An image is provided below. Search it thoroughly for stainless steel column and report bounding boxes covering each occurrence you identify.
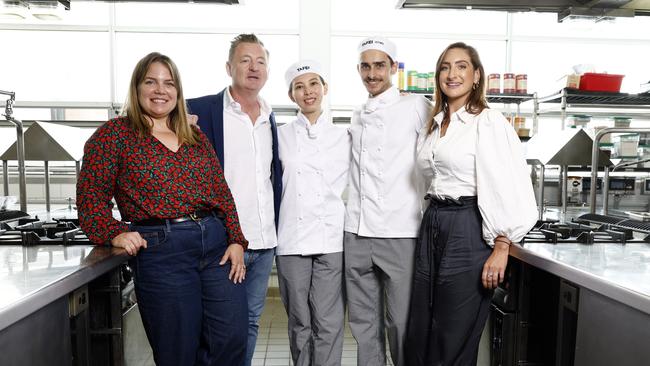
[539,165,545,220]
[1,91,27,213]
[602,168,610,215]
[44,161,51,212]
[2,160,8,196]
[561,165,568,214]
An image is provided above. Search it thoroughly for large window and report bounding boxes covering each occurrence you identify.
[0,30,111,102]
[1,1,649,123]
[0,0,299,116]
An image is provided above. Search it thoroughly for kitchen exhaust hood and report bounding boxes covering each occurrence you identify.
[88,0,242,4]
[396,0,650,21]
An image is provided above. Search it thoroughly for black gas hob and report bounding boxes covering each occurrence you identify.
[521,215,650,245]
[0,216,91,245]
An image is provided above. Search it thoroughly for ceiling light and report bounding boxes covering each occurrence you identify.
[29,0,66,20]
[0,0,29,20]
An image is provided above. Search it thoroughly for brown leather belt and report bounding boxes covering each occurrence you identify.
[133,209,225,226]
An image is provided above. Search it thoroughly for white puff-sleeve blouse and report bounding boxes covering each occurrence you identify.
[416,107,538,246]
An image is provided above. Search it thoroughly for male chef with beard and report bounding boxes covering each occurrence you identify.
[343,36,433,366]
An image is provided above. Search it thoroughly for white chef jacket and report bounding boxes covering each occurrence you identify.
[223,88,277,250]
[345,86,433,238]
[276,112,351,255]
[416,106,538,246]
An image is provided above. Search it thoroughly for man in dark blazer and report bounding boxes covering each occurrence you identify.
[187,33,281,366]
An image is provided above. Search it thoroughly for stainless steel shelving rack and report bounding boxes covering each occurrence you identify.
[537,88,650,130]
[536,88,650,214]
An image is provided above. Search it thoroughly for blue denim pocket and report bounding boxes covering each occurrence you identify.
[139,230,168,250]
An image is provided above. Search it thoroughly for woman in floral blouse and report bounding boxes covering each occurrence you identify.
[77,52,248,366]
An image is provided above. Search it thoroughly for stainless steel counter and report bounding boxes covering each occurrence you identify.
[0,245,128,330]
[510,242,650,315]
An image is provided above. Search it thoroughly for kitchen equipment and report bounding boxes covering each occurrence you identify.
[0,90,26,212]
[521,216,650,244]
[0,217,91,245]
[625,211,650,221]
[567,176,582,203]
[579,73,624,93]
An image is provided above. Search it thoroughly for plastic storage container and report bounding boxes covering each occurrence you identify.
[613,133,639,158]
[579,73,624,92]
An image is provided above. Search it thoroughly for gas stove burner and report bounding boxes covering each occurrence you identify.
[15,220,80,239]
[522,219,648,245]
[0,217,90,246]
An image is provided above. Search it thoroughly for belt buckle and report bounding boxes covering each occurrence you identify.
[189,212,199,222]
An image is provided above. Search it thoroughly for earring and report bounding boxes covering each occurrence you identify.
[472,82,478,90]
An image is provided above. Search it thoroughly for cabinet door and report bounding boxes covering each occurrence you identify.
[574,288,650,366]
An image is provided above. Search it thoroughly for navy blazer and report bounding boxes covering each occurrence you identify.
[187,88,282,229]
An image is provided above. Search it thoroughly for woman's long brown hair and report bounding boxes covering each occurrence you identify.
[122,52,199,145]
[427,42,489,135]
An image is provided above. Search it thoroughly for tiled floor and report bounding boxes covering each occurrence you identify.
[124,278,487,366]
[253,295,393,366]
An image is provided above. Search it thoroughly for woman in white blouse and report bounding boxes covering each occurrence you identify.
[276,60,351,366]
[405,42,538,365]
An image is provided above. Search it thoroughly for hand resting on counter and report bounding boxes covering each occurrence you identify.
[111,231,147,256]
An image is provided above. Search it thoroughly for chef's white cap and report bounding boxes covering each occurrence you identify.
[285,60,326,89]
[357,36,397,63]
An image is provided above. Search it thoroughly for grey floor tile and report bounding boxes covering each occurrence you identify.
[264,358,291,366]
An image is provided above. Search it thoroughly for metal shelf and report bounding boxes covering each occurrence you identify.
[400,90,536,105]
[539,89,650,107]
[487,93,535,104]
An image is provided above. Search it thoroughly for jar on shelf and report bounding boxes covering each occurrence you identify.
[407,71,418,91]
[503,73,516,93]
[569,114,591,128]
[488,73,500,94]
[515,74,527,94]
[427,72,435,92]
[417,73,428,91]
[612,117,632,128]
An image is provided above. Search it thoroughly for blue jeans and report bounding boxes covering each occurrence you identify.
[129,215,248,366]
[243,247,275,366]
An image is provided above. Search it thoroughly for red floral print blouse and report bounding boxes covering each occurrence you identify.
[76,116,248,249]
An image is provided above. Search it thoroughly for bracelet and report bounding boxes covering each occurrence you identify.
[494,238,512,245]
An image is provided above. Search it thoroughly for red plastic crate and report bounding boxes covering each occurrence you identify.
[579,73,624,92]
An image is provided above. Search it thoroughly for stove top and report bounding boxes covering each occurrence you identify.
[521,217,650,245]
[0,217,91,246]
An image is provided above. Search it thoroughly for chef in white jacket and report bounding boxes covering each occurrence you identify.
[275,60,350,366]
[344,36,433,366]
[405,42,538,366]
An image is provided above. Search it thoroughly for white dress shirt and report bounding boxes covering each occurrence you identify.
[345,86,433,238]
[416,107,538,246]
[277,112,351,255]
[223,88,277,250]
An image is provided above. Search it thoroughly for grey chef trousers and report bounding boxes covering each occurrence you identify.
[276,252,345,366]
[405,195,493,366]
[344,232,415,366]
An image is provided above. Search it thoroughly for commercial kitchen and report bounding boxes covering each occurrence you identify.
[1,0,650,365]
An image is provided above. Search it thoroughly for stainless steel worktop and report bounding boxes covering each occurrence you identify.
[0,245,128,330]
[510,242,650,315]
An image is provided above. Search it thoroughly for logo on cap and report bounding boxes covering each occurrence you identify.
[361,40,385,47]
[297,66,311,72]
